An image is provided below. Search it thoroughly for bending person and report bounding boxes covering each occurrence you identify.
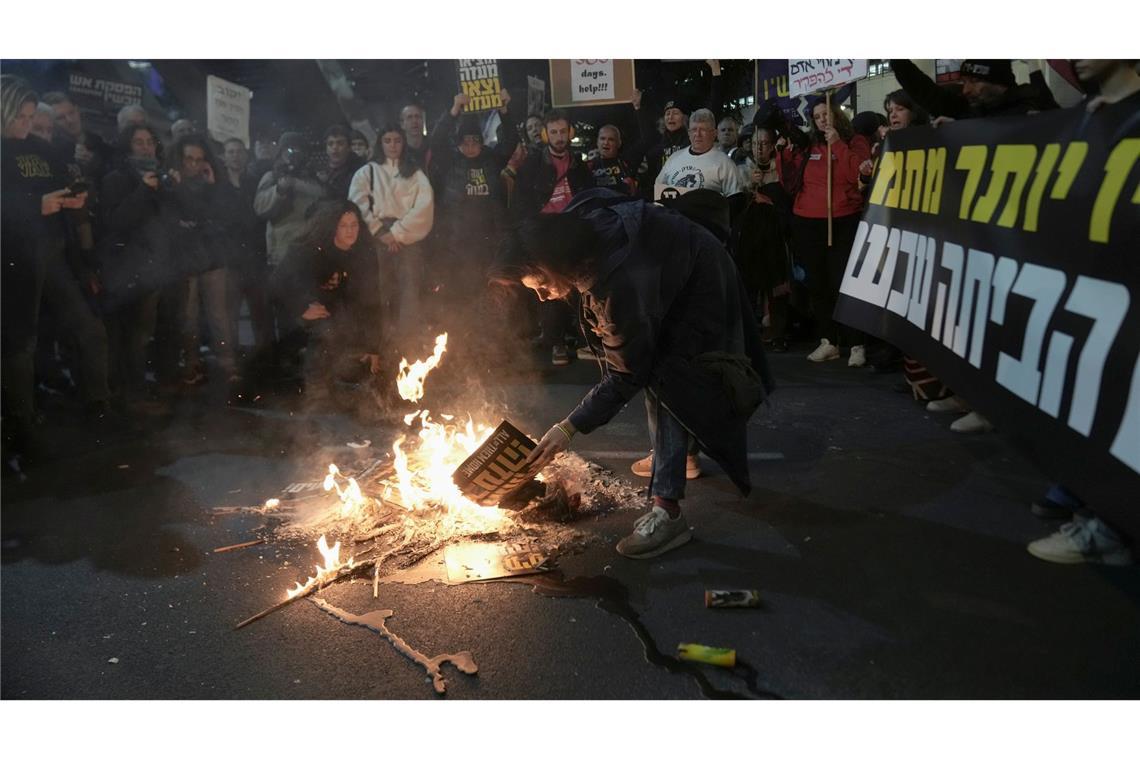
[492,188,773,559]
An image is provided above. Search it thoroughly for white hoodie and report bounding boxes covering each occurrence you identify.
[347,158,434,245]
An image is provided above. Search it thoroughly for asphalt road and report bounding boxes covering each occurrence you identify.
[3,349,1138,699]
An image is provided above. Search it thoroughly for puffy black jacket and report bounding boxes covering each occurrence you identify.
[511,145,594,220]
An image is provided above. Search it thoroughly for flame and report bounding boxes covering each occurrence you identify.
[323,464,369,518]
[286,534,355,599]
[396,333,448,403]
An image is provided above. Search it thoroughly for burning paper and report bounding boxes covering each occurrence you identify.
[396,333,448,403]
[286,534,355,599]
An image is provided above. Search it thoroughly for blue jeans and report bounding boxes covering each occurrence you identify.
[1044,483,1083,512]
[645,390,692,501]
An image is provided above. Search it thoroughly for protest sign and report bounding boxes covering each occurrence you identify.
[207,75,251,148]
[834,104,1140,530]
[456,59,503,112]
[68,72,143,113]
[549,59,636,108]
[527,75,546,116]
[787,59,868,98]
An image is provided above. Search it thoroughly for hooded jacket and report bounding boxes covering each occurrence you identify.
[561,189,774,495]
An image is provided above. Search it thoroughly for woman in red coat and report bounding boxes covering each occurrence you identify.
[781,99,871,366]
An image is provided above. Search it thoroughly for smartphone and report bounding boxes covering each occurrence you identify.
[66,180,90,197]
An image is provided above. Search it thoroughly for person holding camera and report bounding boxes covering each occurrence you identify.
[2,76,113,466]
[254,132,328,270]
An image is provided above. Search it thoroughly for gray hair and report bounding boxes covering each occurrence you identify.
[117,104,148,131]
[689,108,716,129]
[1,75,38,132]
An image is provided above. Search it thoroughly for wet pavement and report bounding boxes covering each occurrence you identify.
[3,349,1139,699]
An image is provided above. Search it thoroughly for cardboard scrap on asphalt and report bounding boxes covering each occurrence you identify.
[444,542,549,583]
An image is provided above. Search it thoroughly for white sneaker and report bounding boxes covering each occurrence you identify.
[807,339,840,362]
[847,345,866,367]
[950,411,993,433]
[615,506,692,559]
[926,396,969,414]
[1027,516,1134,565]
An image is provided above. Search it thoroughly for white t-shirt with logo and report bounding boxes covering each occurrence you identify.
[654,146,746,198]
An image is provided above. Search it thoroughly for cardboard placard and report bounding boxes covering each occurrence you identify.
[527,75,546,116]
[456,59,503,112]
[207,75,251,148]
[452,420,536,506]
[549,59,636,108]
[786,59,868,98]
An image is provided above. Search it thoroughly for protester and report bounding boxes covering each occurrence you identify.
[399,103,430,167]
[2,76,112,465]
[116,104,148,132]
[254,132,328,269]
[349,129,371,161]
[655,108,746,198]
[587,124,638,196]
[163,134,238,387]
[347,122,435,353]
[317,124,365,200]
[217,137,272,362]
[502,113,546,208]
[170,119,196,141]
[427,89,518,342]
[271,200,384,409]
[97,124,168,411]
[511,108,594,366]
[779,98,871,366]
[30,102,54,142]
[889,59,1058,121]
[42,91,113,181]
[717,115,739,153]
[494,188,772,559]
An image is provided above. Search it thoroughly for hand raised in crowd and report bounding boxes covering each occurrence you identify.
[201,161,216,184]
[524,419,576,476]
[451,92,470,116]
[359,353,382,375]
[499,88,511,113]
[631,89,642,111]
[706,59,722,76]
[823,126,840,145]
[379,231,401,253]
[859,159,874,176]
[301,302,331,321]
[141,171,160,190]
[931,116,956,128]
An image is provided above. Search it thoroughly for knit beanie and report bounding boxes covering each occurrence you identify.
[960,60,1016,88]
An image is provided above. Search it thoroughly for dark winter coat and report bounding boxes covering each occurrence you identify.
[563,189,774,495]
[511,145,594,220]
[96,165,170,309]
[890,59,1060,120]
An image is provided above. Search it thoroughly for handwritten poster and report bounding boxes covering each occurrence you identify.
[787,59,868,98]
[206,75,251,148]
[549,60,636,108]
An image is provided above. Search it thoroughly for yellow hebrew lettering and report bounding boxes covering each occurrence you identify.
[922,147,946,215]
[1089,138,1140,244]
[1050,141,1088,200]
[970,145,1036,226]
[869,150,899,207]
[1023,143,1061,232]
[899,150,925,211]
[956,145,989,220]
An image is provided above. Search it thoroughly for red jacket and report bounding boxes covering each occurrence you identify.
[782,134,871,219]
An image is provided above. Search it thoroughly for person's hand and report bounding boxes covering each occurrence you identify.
[931,116,956,128]
[166,168,182,186]
[498,88,511,113]
[141,171,160,190]
[201,162,216,184]
[41,189,70,216]
[876,125,889,141]
[301,302,330,321]
[359,353,382,374]
[859,159,874,176]
[59,191,88,210]
[74,142,94,164]
[86,273,103,296]
[752,190,774,206]
[379,231,401,253]
[707,59,722,76]
[824,126,839,145]
[451,92,470,116]
[631,89,642,111]
[524,420,576,475]
[1085,96,1109,113]
[750,168,764,185]
[276,174,293,193]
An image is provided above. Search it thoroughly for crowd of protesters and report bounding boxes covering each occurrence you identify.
[2,59,1137,565]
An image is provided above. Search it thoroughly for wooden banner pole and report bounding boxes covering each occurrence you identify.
[826,88,833,247]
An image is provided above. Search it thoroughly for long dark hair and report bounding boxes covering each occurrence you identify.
[884,89,931,127]
[296,200,372,257]
[374,122,418,178]
[489,214,599,297]
[117,124,160,158]
[166,132,216,173]
[808,99,854,144]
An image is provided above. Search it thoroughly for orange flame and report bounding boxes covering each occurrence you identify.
[396,333,448,403]
[323,464,369,518]
[286,534,355,599]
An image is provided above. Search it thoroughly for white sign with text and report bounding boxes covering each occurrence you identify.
[570,59,615,102]
[207,75,252,148]
[787,59,868,97]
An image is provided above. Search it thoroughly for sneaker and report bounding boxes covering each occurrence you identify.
[926,396,969,414]
[1027,516,1134,566]
[950,410,993,433]
[551,345,570,366]
[807,339,840,362]
[616,506,692,559]
[630,453,701,480]
[847,345,866,368]
[576,346,597,361]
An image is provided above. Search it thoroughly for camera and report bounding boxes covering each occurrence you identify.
[278,146,303,176]
[66,179,90,197]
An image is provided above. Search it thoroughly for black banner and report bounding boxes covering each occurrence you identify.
[835,101,1140,532]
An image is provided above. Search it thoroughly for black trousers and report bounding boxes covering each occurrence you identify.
[790,213,864,348]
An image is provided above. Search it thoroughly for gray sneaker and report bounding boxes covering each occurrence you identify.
[616,506,692,559]
[1027,516,1134,566]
